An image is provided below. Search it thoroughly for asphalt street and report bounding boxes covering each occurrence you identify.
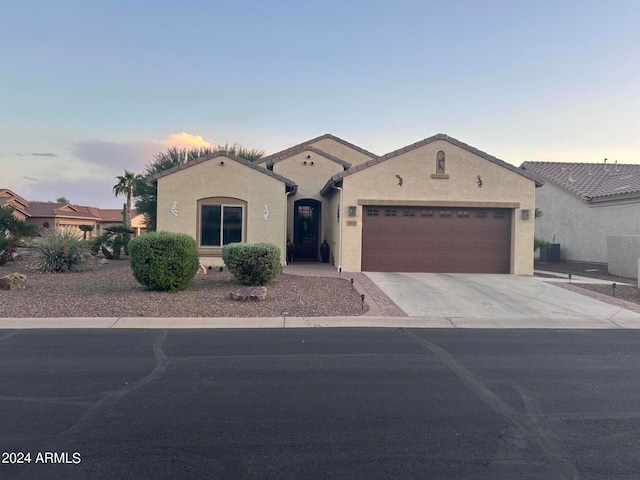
[1,328,639,479]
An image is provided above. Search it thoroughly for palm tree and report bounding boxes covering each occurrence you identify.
[113,170,139,228]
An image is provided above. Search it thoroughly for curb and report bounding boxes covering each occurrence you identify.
[1,315,639,330]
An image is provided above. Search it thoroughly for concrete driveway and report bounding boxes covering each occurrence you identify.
[365,272,640,327]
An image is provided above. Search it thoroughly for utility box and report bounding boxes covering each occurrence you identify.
[540,243,561,263]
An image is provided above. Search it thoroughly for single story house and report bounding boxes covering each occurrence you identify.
[0,189,147,238]
[520,161,640,266]
[152,134,539,274]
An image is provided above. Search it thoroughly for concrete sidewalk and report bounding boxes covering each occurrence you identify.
[534,270,632,285]
[1,314,640,329]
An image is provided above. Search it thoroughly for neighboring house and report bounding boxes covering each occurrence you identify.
[152,133,539,274]
[0,189,147,238]
[0,189,30,221]
[520,161,640,264]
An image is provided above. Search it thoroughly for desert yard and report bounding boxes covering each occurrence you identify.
[0,259,369,318]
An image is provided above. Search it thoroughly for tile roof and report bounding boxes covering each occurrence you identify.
[1,189,135,222]
[520,161,640,201]
[25,202,102,220]
[261,146,351,169]
[321,134,541,195]
[148,151,297,190]
[256,133,377,165]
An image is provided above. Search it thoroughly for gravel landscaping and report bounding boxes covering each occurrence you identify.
[0,259,369,318]
[535,260,640,305]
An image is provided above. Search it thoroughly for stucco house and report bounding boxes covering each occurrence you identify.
[152,134,539,274]
[0,189,147,238]
[520,161,640,267]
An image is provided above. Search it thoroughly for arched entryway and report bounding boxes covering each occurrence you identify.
[293,199,321,261]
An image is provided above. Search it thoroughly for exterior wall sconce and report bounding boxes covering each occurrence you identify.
[521,209,530,220]
[219,161,224,165]
[348,206,357,217]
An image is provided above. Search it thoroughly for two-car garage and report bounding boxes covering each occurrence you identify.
[361,206,512,273]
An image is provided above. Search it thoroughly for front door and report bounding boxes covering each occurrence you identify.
[294,200,320,261]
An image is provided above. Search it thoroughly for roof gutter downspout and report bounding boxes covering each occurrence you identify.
[336,185,343,272]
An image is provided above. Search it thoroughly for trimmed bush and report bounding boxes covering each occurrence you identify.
[128,231,199,292]
[222,243,282,286]
[28,229,97,273]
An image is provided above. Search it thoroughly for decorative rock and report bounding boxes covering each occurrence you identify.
[0,272,27,290]
[230,286,267,301]
[99,258,110,265]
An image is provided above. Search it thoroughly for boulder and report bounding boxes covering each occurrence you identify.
[230,286,267,301]
[99,258,110,265]
[0,272,27,290]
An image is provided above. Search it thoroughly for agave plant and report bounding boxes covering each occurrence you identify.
[28,229,97,273]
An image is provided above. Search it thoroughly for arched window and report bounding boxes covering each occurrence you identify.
[436,151,445,174]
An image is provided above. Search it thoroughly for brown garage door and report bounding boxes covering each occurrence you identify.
[361,206,511,273]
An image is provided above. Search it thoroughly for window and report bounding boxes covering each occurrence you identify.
[457,211,470,218]
[403,210,415,217]
[475,211,488,218]
[439,210,452,218]
[201,204,243,246]
[493,211,506,219]
[367,209,379,217]
[385,209,397,217]
[421,210,433,218]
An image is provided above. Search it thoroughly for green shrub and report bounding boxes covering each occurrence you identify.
[222,243,282,286]
[28,229,97,273]
[128,231,199,292]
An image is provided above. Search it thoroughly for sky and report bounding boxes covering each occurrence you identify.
[2,0,638,208]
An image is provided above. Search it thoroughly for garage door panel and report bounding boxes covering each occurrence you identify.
[362,206,511,273]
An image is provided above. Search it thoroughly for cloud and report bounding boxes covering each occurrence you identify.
[23,176,39,182]
[160,132,213,149]
[31,152,59,157]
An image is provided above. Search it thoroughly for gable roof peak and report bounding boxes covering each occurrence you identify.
[148,150,296,190]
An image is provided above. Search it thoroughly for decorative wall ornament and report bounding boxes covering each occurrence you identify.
[171,201,178,216]
[263,205,269,220]
[476,175,483,188]
[395,174,403,186]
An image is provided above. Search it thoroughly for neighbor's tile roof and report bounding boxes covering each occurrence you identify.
[25,202,102,220]
[256,134,377,165]
[321,134,541,195]
[520,161,640,201]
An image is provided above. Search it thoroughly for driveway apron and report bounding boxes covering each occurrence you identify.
[364,272,640,322]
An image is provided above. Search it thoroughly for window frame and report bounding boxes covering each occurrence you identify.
[199,201,245,248]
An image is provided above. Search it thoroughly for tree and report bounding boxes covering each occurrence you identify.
[56,196,70,204]
[533,208,548,251]
[0,206,40,265]
[134,144,265,231]
[113,170,139,228]
[78,224,94,240]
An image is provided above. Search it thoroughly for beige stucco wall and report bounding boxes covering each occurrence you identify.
[27,217,98,237]
[336,140,536,274]
[156,155,288,267]
[310,138,374,167]
[534,182,640,263]
[11,209,28,221]
[272,150,345,245]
